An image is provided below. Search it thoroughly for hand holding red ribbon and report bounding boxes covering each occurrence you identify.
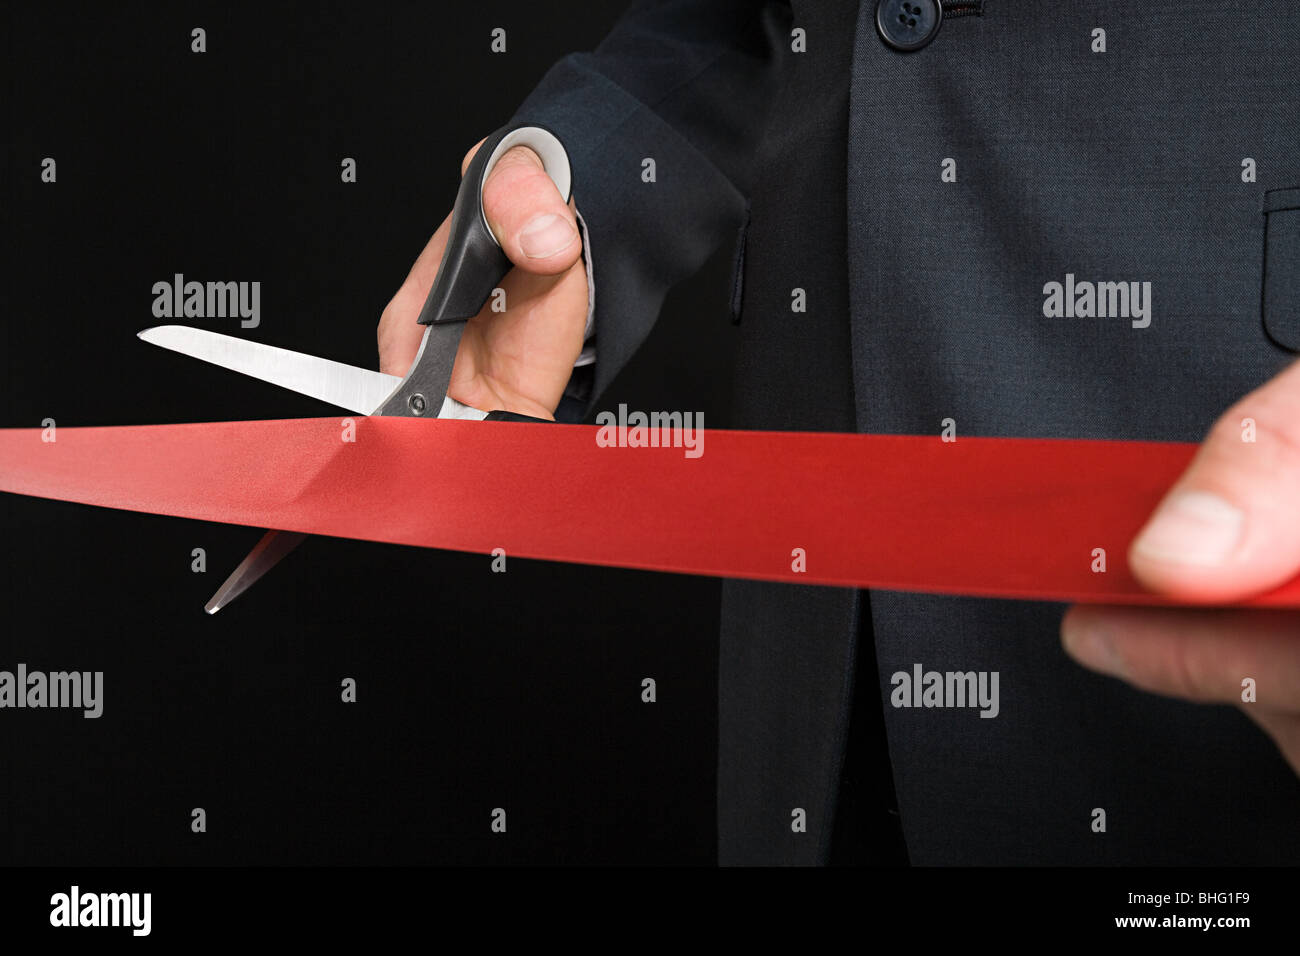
[1063,358,1300,774]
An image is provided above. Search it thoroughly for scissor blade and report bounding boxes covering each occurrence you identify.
[205,530,309,615]
[138,325,401,415]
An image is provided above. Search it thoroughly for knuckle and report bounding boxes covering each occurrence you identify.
[1246,404,1300,471]
[1158,639,1213,701]
[1202,399,1300,486]
[1216,375,1300,460]
[497,145,543,170]
[380,285,420,328]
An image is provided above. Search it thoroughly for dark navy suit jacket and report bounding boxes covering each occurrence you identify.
[512,0,1300,864]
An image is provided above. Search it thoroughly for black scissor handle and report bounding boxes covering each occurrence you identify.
[417,125,573,327]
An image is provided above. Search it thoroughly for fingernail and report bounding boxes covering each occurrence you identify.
[1132,491,1244,568]
[518,213,576,259]
[1061,616,1127,679]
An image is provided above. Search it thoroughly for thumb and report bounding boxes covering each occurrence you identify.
[1129,359,1300,602]
[474,142,580,276]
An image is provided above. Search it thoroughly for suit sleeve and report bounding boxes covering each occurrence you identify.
[509,0,792,414]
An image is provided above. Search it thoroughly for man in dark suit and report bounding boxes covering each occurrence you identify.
[379,1,1300,864]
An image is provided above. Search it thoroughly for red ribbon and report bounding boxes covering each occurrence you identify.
[2,417,1298,607]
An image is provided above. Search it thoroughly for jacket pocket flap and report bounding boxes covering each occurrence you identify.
[1263,187,1300,351]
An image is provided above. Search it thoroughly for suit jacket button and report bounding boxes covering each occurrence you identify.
[876,0,942,51]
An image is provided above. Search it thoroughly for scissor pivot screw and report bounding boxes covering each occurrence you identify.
[407,393,427,415]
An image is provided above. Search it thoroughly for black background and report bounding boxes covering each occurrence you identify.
[2,3,744,864]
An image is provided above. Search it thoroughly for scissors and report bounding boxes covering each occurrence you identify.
[137,124,572,613]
